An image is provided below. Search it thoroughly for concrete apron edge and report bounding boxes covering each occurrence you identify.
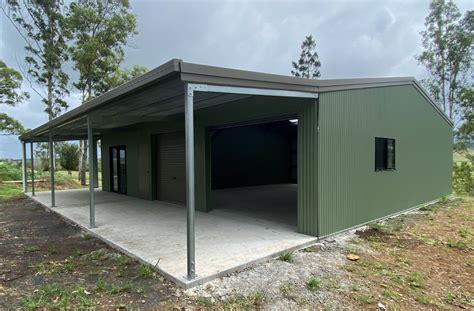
[24,193,318,289]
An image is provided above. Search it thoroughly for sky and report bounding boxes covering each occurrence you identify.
[0,0,472,159]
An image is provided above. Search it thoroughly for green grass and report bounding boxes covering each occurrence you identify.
[458,228,470,238]
[415,292,446,308]
[278,251,294,263]
[108,280,133,295]
[86,248,110,262]
[34,259,76,275]
[23,245,39,253]
[0,183,23,201]
[444,290,473,307]
[223,292,265,309]
[353,293,375,305]
[47,246,58,255]
[95,277,133,295]
[406,271,426,288]
[20,284,94,309]
[382,288,400,301]
[96,277,107,292]
[0,168,103,202]
[447,239,468,250]
[35,262,63,275]
[115,256,132,271]
[306,277,322,291]
[136,263,155,279]
[196,296,214,306]
[368,218,404,235]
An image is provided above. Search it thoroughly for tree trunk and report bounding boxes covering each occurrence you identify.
[47,75,57,171]
[78,88,90,186]
[78,140,88,186]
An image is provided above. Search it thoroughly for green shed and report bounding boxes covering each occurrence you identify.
[19,59,452,281]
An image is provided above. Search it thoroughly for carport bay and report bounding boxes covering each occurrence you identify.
[25,94,319,288]
[19,59,322,286]
[100,94,315,215]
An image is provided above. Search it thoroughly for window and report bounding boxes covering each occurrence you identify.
[375,137,396,171]
[110,146,127,194]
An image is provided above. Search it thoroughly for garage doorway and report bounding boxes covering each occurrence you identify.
[154,132,186,204]
[210,118,298,227]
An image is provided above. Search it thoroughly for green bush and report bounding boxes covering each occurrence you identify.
[453,162,473,195]
[58,143,80,172]
[0,161,22,181]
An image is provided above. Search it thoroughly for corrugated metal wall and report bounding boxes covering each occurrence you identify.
[297,101,319,236]
[317,85,452,236]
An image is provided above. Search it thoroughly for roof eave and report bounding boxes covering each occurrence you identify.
[19,59,182,141]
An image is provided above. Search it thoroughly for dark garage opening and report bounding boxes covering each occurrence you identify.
[210,119,298,228]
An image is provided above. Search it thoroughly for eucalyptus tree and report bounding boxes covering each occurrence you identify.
[291,35,322,79]
[106,65,148,89]
[2,0,70,120]
[417,0,473,121]
[67,0,137,185]
[0,59,29,135]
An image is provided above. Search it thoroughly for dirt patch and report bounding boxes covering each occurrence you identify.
[0,195,180,309]
[344,197,474,310]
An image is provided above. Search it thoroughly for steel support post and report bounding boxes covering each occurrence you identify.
[88,116,96,228]
[30,142,35,196]
[48,132,55,207]
[185,84,196,279]
[21,141,27,193]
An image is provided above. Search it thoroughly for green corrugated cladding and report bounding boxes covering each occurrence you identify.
[297,102,319,236]
[317,85,452,237]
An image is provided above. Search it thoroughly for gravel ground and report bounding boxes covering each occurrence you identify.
[186,229,371,309]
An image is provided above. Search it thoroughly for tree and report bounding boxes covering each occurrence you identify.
[106,65,148,89]
[0,59,29,106]
[291,35,321,79]
[0,59,28,135]
[58,143,80,174]
[67,0,137,185]
[0,113,25,135]
[454,85,474,164]
[456,87,474,142]
[417,0,473,120]
[3,0,70,120]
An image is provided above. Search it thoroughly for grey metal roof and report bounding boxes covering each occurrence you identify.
[19,58,452,142]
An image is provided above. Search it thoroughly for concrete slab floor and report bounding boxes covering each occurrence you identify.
[26,185,316,288]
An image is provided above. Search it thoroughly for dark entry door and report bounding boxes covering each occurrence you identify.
[110,145,127,194]
[156,132,186,204]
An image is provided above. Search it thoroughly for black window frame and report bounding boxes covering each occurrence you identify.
[109,145,127,194]
[375,137,396,171]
